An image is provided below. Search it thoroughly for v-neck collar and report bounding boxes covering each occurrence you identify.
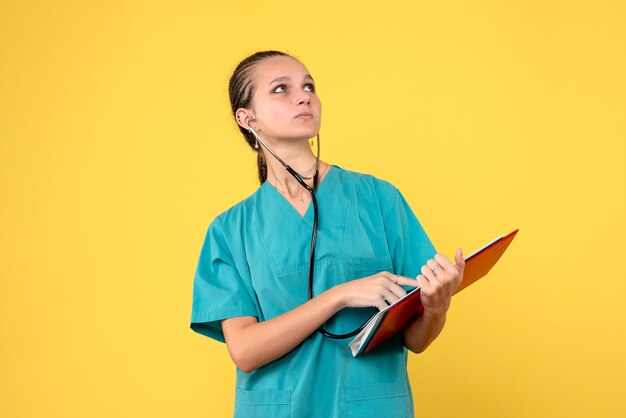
[251,165,350,275]
[260,165,336,223]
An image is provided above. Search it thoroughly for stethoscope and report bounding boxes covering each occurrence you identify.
[248,124,373,339]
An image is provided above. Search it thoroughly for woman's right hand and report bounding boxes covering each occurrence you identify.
[221,271,419,373]
[333,272,419,311]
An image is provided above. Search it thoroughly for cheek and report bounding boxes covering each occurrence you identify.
[255,101,280,119]
[256,103,291,132]
[312,96,322,112]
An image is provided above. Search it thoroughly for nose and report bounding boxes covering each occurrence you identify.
[296,89,311,106]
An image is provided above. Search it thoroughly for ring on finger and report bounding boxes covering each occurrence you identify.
[431,264,440,272]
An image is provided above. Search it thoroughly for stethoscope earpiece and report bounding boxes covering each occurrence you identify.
[247,125,317,183]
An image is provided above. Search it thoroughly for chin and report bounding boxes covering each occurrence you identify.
[288,129,319,141]
[272,124,320,142]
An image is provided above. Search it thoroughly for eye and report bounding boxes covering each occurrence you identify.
[304,83,315,92]
[273,85,286,93]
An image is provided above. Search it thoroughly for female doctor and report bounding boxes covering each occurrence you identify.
[190,50,465,418]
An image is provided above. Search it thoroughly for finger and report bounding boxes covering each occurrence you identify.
[376,297,388,311]
[377,271,403,287]
[394,275,420,288]
[432,254,460,288]
[416,274,433,296]
[426,258,444,278]
[421,264,439,284]
[434,253,455,271]
[422,264,450,298]
[455,248,465,272]
[381,288,401,305]
[387,282,408,299]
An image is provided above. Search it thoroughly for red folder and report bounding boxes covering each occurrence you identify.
[349,229,519,357]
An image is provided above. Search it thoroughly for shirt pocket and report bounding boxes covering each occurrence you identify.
[344,381,410,418]
[352,255,394,278]
[234,388,291,418]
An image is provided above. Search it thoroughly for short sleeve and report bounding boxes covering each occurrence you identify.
[190,217,260,342]
[383,189,437,279]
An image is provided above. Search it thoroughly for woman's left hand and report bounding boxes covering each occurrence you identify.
[416,249,465,318]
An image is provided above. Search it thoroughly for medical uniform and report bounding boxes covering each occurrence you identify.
[190,165,436,418]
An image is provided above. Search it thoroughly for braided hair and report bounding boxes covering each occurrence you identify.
[228,50,295,184]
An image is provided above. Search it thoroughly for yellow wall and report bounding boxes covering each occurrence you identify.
[1,1,625,417]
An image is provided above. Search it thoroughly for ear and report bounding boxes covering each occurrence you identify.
[235,109,257,131]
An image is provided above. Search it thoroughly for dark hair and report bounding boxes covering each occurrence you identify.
[228,50,294,184]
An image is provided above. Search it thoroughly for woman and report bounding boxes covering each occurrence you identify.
[190,50,465,418]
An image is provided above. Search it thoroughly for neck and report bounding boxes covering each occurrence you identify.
[262,137,321,195]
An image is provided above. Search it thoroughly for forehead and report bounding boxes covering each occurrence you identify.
[251,55,311,85]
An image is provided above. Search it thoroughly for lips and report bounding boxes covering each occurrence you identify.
[295,112,313,118]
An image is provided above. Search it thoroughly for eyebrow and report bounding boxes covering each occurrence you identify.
[267,74,314,86]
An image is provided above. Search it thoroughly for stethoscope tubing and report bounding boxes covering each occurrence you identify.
[248,125,374,339]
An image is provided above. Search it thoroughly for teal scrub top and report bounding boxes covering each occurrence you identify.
[190,165,436,418]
